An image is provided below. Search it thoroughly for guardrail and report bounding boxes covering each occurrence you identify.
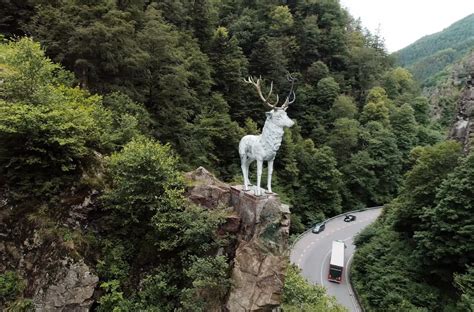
[349,266,365,312]
[290,206,383,250]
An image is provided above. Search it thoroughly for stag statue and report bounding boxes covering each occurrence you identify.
[239,75,296,196]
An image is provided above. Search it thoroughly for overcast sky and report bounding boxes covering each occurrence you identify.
[339,0,474,53]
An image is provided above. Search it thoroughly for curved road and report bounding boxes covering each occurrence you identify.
[290,208,382,312]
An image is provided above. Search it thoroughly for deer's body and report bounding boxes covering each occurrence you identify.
[240,75,296,196]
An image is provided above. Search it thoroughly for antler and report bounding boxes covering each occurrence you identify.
[244,76,279,109]
[281,73,296,111]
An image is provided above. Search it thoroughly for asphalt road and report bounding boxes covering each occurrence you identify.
[290,208,382,312]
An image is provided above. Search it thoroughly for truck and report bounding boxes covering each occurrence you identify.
[328,240,345,283]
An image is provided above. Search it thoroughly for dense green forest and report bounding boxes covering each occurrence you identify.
[393,13,474,86]
[0,0,452,310]
[352,142,474,311]
[351,15,474,311]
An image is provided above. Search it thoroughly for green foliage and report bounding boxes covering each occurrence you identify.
[454,267,474,311]
[328,118,360,162]
[0,271,24,304]
[292,142,342,224]
[315,77,340,108]
[0,1,454,309]
[330,95,358,120]
[104,137,184,226]
[360,102,389,126]
[0,38,115,200]
[96,240,131,283]
[306,61,329,84]
[382,67,417,99]
[269,6,294,33]
[393,141,462,235]
[394,13,474,84]
[414,154,474,276]
[180,256,231,311]
[282,264,346,312]
[352,220,442,312]
[352,141,470,311]
[410,97,430,125]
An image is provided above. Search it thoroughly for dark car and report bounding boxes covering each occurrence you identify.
[344,214,356,222]
[312,222,326,234]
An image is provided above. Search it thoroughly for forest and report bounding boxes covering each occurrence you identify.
[0,0,467,311]
[394,13,474,86]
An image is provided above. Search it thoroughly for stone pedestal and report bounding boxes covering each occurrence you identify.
[230,185,279,240]
[226,186,290,312]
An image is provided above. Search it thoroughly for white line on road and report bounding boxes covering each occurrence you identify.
[320,248,332,288]
[346,252,360,312]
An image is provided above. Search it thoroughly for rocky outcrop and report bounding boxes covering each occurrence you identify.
[0,187,99,311]
[226,186,290,311]
[33,259,98,311]
[185,169,291,311]
[449,74,474,154]
[185,166,232,209]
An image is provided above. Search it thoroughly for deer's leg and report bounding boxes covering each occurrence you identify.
[267,159,274,193]
[241,154,249,191]
[245,159,253,186]
[256,159,263,196]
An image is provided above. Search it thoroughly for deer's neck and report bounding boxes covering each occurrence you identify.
[261,121,284,153]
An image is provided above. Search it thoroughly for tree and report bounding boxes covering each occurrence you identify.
[393,141,462,235]
[382,67,418,100]
[293,141,342,223]
[269,5,294,34]
[414,154,474,277]
[180,256,231,311]
[208,26,250,122]
[328,118,360,162]
[411,96,430,125]
[390,103,418,164]
[104,137,184,229]
[315,77,340,109]
[330,94,358,120]
[360,101,390,126]
[305,60,329,84]
[0,38,113,200]
[282,265,346,312]
[454,267,474,311]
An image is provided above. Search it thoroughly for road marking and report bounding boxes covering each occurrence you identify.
[346,252,360,312]
[320,248,332,288]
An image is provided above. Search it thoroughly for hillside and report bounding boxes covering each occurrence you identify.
[0,0,447,310]
[393,13,474,85]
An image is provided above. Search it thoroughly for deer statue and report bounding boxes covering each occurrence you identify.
[239,75,296,196]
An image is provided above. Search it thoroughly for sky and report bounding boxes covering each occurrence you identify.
[339,0,474,53]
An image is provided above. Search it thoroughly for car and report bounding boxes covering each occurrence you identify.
[312,222,326,234]
[344,214,356,222]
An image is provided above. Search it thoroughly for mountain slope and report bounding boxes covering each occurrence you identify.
[393,13,474,85]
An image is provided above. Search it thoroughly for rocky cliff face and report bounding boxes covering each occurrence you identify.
[449,72,474,154]
[185,167,291,311]
[1,167,289,311]
[0,188,99,311]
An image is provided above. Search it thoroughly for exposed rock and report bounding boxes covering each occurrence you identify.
[33,259,98,312]
[219,212,241,234]
[184,168,291,311]
[226,186,290,311]
[449,72,474,154]
[185,167,231,209]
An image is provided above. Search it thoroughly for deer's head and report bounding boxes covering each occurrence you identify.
[244,74,296,129]
[265,109,294,128]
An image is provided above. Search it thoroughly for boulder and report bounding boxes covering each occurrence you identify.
[33,259,98,312]
[185,167,231,209]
